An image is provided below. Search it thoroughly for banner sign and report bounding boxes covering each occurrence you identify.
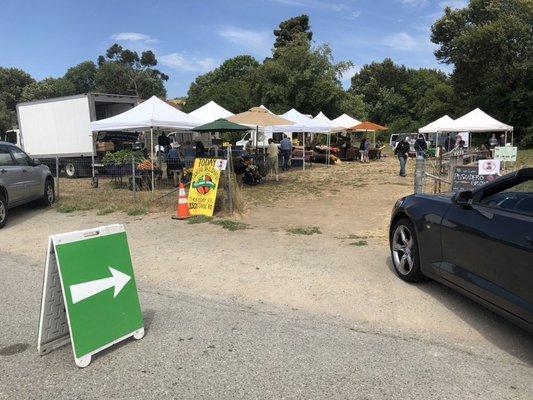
[478,159,500,175]
[494,146,517,162]
[188,158,222,217]
[452,166,497,191]
[37,224,144,368]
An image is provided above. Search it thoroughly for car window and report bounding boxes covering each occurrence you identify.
[0,146,14,166]
[10,147,31,166]
[480,178,533,215]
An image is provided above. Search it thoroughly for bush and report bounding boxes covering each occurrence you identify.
[102,149,145,166]
[519,127,533,148]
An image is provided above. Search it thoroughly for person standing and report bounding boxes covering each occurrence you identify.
[498,134,506,147]
[444,133,452,152]
[267,138,280,181]
[359,138,367,163]
[488,133,498,149]
[167,142,182,187]
[280,134,292,171]
[395,137,410,177]
[414,134,427,158]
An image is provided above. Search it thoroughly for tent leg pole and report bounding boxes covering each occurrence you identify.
[303,131,305,171]
[151,127,154,193]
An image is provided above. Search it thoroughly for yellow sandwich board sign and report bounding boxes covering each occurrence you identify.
[188,158,222,217]
[37,224,144,368]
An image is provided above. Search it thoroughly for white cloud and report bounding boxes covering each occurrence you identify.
[383,32,421,51]
[159,53,216,73]
[217,27,272,55]
[341,65,360,81]
[111,32,159,44]
[343,10,362,20]
[439,0,467,9]
[397,0,428,6]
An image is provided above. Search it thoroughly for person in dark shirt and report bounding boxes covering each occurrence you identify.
[167,143,182,187]
[195,141,206,157]
[414,134,427,158]
[395,137,410,177]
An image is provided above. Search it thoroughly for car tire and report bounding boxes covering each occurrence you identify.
[41,179,55,206]
[0,194,7,229]
[390,218,426,282]
[65,161,78,178]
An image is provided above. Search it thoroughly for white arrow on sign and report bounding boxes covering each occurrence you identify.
[70,267,131,304]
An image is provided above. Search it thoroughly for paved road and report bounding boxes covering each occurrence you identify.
[0,252,532,399]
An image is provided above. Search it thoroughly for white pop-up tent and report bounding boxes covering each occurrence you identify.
[187,100,234,123]
[439,108,513,132]
[90,95,203,192]
[266,109,331,170]
[435,108,514,148]
[331,113,361,129]
[418,115,454,134]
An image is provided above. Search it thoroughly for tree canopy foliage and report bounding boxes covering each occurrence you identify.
[273,14,313,53]
[182,55,260,113]
[431,0,532,141]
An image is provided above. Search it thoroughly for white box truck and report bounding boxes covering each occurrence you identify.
[16,93,138,177]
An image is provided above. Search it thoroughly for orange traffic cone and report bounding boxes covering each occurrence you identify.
[171,182,190,220]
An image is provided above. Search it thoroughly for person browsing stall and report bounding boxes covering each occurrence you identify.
[280,134,292,171]
[267,138,280,181]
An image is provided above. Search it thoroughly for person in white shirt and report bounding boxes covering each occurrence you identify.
[267,138,280,181]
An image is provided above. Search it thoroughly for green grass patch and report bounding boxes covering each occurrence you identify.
[126,205,148,216]
[349,240,368,246]
[286,226,322,235]
[187,215,212,224]
[210,219,249,231]
[96,204,119,215]
[55,203,89,213]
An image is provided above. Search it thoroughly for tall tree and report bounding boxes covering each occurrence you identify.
[0,67,35,132]
[184,55,260,112]
[95,44,168,98]
[431,0,533,140]
[349,59,454,132]
[273,15,312,53]
[253,32,351,116]
[20,77,77,102]
[64,61,97,93]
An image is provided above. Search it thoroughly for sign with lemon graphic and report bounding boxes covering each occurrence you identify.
[188,158,222,217]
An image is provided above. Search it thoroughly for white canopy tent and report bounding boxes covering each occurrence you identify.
[266,109,331,170]
[331,113,361,129]
[433,108,514,149]
[418,115,454,134]
[187,100,234,123]
[90,96,203,192]
[438,108,513,132]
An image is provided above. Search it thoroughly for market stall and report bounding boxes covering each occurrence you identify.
[348,121,388,160]
[90,95,203,192]
[311,112,343,166]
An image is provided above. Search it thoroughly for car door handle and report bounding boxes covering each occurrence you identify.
[22,169,27,172]
[0,169,6,174]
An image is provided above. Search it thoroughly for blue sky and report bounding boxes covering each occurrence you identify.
[0,0,467,97]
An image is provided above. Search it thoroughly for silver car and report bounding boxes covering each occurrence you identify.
[0,141,55,228]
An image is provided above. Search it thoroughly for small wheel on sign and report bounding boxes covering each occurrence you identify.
[91,177,98,188]
[133,327,145,340]
[75,355,91,368]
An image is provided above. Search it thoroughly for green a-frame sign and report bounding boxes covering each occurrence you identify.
[37,224,144,367]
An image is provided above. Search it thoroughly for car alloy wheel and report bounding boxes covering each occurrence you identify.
[0,201,5,224]
[392,225,415,275]
[46,182,55,203]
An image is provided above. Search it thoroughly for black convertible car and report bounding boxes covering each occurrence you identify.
[389,167,532,333]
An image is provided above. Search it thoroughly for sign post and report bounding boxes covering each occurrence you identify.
[38,224,144,368]
[187,158,222,217]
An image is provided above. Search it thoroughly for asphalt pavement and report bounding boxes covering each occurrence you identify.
[0,252,532,399]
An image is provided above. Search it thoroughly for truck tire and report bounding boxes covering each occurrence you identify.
[65,161,78,178]
[0,193,7,229]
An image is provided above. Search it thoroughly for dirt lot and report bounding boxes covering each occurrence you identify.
[1,155,532,364]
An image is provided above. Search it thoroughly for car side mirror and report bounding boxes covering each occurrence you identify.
[33,158,41,166]
[453,190,473,208]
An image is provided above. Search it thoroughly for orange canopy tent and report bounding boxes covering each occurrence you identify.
[348,121,387,146]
